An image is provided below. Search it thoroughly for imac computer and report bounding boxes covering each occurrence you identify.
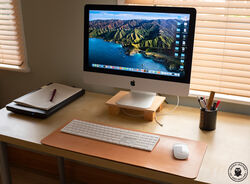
[83,4,196,109]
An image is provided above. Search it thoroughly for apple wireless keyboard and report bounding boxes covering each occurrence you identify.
[61,120,160,151]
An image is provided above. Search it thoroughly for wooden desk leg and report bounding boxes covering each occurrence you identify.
[0,142,11,184]
[57,157,65,184]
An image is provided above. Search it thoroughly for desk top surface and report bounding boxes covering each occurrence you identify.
[0,91,250,184]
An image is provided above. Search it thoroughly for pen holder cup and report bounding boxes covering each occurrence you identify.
[199,109,217,131]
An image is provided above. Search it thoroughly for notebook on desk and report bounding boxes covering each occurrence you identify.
[6,83,85,118]
[14,83,83,110]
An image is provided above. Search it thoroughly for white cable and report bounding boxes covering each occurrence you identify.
[160,95,179,115]
[154,96,180,126]
[155,114,164,126]
[119,96,180,127]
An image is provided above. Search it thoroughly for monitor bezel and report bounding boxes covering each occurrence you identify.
[84,4,196,84]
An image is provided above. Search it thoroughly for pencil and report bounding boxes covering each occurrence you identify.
[207,91,215,110]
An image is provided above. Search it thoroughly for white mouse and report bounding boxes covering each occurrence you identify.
[173,143,189,160]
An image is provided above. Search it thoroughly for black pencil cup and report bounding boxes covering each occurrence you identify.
[199,109,217,131]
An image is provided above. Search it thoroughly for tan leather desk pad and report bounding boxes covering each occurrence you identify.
[41,120,207,179]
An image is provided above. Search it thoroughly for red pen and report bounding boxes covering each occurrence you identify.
[50,89,57,102]
[215,100,221,109]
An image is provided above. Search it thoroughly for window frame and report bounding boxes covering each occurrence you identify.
[0,0,29,72]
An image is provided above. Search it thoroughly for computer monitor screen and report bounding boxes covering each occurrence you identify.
[83,5,196,108]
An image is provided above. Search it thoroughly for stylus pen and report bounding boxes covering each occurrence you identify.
[50,89,57,102]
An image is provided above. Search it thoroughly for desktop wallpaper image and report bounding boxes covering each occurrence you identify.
[88,10,189,76]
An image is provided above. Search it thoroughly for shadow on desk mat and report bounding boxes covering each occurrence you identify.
[41,120,207,179]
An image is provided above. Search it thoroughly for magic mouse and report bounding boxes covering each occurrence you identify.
[173,143,189,160]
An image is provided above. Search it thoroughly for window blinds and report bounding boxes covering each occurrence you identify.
[0,0,25,66]
[125,0,250,99]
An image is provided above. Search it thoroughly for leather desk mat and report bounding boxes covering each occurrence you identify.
[41,120,207,179]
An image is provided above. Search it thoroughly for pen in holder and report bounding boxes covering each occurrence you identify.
[199,108,217,131]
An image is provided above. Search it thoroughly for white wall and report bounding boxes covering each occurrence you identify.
[0,0,117,108]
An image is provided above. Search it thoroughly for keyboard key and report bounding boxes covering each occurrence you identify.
[61,120,160,151]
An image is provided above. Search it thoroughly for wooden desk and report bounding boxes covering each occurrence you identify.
[0,92,249,184]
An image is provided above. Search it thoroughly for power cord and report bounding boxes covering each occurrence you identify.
[119,95,180,127]
[154,95,180,127]
[155,114,164,126]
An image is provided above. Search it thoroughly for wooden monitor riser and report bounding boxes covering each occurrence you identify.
[106,91,166,121]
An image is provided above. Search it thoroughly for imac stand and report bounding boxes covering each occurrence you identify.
[116,90,156,109]
[106,91,166,121]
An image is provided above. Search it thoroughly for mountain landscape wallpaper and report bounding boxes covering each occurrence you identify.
[88,10,188,74]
